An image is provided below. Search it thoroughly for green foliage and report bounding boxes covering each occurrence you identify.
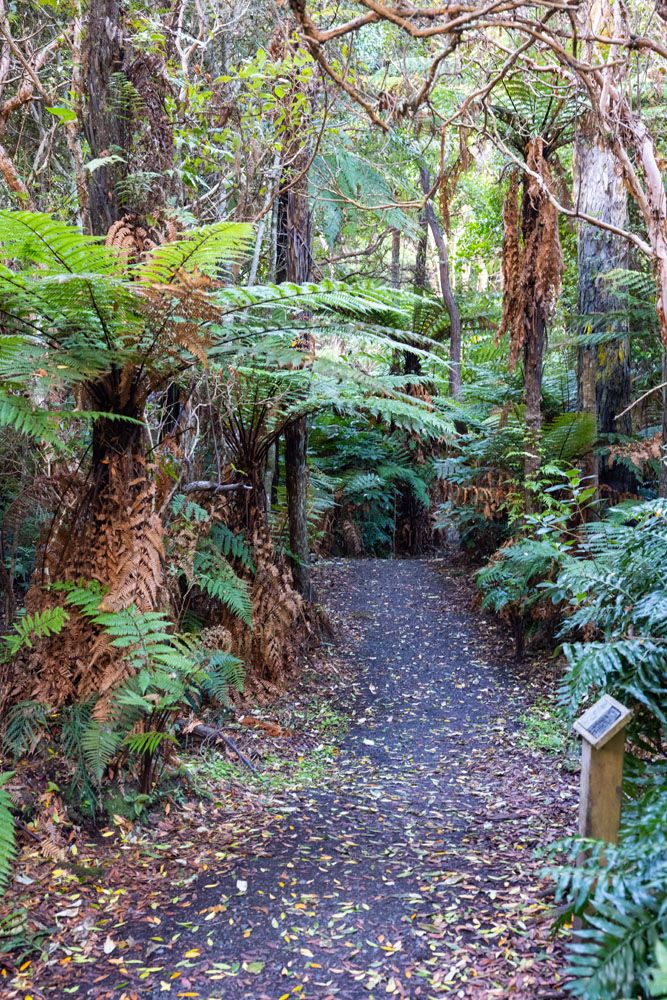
[1,607,69,659]
[1,582,247,815]
[518,701,568,752]
[209,523,255,573]
[310,415,433,554]
[542,412,597,464]
[546,774,667,999]
[648,940,667,997]
[193,546,253,625]
[475,467,595,650]
[550,500,667,722]
[0,772,16,895]
[3,701,49,757]
[312,147,418,249]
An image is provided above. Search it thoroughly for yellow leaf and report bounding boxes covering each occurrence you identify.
[184,948,201,958]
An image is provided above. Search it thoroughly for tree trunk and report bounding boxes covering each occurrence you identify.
[276,153,314,600]
[17,410,166,712]
[82,0,128,234]
[660,352,667,497]
[420,167,462,396]
[284,416,312,598]
[575,111,632,492]
[390,228,401,288]
[524,307,546,483]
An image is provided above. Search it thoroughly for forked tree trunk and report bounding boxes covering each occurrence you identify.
[575,112,632,493]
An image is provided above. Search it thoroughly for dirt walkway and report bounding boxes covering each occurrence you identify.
[22,557,576,998]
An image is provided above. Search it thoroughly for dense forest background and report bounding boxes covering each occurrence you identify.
[0,0,666,996]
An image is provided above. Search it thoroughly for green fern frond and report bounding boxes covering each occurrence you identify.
[198,651,246,703]
[138,222,253,284]
[3,701,49,756]
[0,773,16,895]
[80,722,122,783]
[210,523,255,572]
[2,607,69,659]
[193,548,253,625]
[0,211,115,275]
[123,730,175,755]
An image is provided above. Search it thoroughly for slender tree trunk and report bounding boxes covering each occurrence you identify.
[420,167,462,396]
[390,228,401,288]
[276,152,314,600]
[524,308,546,482]
[661,352,667,497]
[575,110,631,492]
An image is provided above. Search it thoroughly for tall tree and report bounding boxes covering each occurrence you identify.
[574,0,631,492]
[83,0,174,235]
[575,114,632,487]
[82,0,127,234]
[275,35,314,600]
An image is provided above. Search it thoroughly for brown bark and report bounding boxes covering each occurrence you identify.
[82,0,128,234]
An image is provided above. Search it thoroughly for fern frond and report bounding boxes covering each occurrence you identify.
[2,607,69,659]
[3,701,49,756]
[80,722,122,782]
[137,222,253,284]
[0,773,16,895]
[193,548,253,625]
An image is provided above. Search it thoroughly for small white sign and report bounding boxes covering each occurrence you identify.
[573,694,632,749]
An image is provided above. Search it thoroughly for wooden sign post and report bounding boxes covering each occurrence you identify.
[574,694,633,843]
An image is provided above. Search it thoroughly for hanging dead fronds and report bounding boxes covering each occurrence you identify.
[438,127,473,235]
[499,139,564,370]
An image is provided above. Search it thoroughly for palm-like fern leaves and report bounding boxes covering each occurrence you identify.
[0,773,16,895]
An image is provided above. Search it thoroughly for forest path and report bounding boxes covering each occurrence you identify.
[156,557,573,999]
[33,558,574,999]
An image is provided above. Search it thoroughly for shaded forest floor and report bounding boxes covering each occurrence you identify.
[2,557,577,998]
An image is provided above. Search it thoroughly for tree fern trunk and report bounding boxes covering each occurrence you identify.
[82,0,128,234]
[524,307,546,486]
